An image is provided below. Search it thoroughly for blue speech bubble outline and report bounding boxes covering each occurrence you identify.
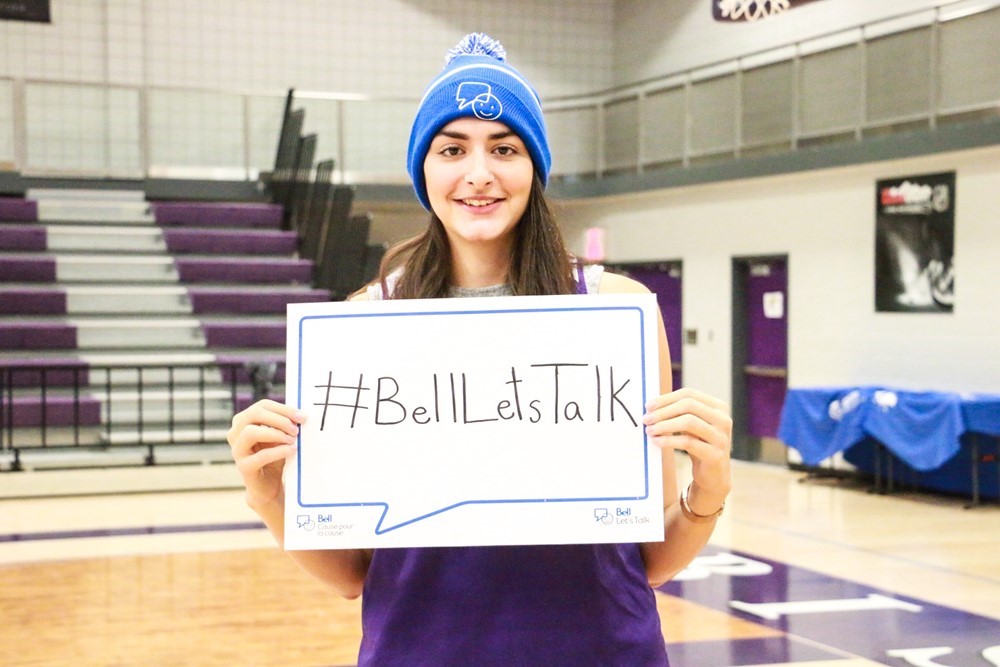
[294,304,652,535]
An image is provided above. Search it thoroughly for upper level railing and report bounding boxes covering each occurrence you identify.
[0,0,997,187]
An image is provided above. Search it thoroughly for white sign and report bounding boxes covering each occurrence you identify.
[284,294,663,549]
[763,291,784,319]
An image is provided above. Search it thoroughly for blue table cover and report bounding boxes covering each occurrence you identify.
[960,393,1000,436]
[778,387,1000,472]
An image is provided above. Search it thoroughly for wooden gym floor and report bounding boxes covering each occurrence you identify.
[1,456,998,667]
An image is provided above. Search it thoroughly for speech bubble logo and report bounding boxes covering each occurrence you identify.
[456,82,503,120]
[290,299,658,542]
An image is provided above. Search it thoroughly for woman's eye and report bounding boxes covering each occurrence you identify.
[494,145,516,156]
[439,146,462,156]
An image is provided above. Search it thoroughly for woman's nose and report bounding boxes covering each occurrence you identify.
[465,152,494,188]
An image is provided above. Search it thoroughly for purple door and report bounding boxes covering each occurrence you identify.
[614,263,682,391]
[744,260,788,438]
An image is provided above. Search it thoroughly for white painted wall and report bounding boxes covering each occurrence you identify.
[0,0,613,97]
[558,145,1000,399]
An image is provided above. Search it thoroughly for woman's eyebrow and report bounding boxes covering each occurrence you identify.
[436,130,516,141]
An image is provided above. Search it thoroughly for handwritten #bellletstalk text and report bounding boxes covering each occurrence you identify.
[311,363,640,431]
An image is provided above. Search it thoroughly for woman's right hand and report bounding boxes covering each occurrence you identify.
[227,399,305,509]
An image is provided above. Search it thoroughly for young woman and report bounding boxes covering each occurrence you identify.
[228,33,732,665]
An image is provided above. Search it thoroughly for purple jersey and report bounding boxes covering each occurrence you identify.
[359,544,669,665]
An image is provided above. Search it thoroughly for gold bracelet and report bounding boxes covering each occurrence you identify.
[679,483,725,523]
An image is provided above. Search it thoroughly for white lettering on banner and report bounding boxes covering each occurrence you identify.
[984,646,1000,666]
[672,552,773,581]
[729,593,922,620]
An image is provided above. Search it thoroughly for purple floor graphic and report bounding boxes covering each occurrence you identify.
[659,546,1000,666]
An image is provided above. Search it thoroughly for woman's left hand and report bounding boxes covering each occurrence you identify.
[643,387,733,505]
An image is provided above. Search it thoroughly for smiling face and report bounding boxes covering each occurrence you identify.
[423,117,534,258]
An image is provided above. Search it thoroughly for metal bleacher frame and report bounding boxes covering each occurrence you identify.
[266,89,385,301]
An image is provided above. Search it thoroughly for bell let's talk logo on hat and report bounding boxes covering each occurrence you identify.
[456,82,503,121]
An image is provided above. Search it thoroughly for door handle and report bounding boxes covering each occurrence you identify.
[743,365,787,378]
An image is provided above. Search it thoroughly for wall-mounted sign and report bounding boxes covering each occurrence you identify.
[763,291,784,319]
[875,172,956,313]
[0,1,51,23]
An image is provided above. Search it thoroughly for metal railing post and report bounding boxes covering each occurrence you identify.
[40,369,48,448]
[73,367,81,447]
[0,368,8,455]
[168,366,176,443]
[12,78,28,173]
[243,93,253,180]
[138,85,151,177]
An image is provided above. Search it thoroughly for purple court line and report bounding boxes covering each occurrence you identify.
[0,521,266,543]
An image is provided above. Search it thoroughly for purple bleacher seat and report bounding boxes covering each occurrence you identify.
[162,228,298,255]
[0,323,77,349]
[0,197,38,222]
[202,322,285,348]
[1,359,89,388]
[3,395,101,428]
[175,257,312,284]
[151,202,283,229]
[0,256,56,282]
[188,288,329,314]
[0,288,67,315]
[0,224,47,251]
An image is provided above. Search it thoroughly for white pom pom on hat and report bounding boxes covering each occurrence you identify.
[444,32,507,65]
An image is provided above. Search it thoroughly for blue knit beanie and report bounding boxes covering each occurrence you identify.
[407,33,551,210]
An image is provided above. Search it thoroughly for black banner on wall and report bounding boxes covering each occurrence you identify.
[713,0,821,22]
[875,172,956,313]
[0,0,50,23]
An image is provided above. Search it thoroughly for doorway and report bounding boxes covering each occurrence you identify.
[732,256,788,464]
[607,261,683,391]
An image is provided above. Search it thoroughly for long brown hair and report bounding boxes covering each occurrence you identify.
[375,175,577,299]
